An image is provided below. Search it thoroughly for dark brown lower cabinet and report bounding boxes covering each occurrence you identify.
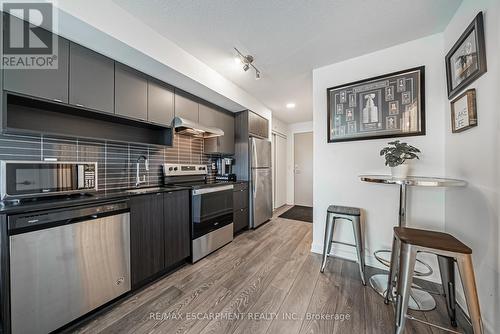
[234,207,249,233]
[164,190,190,267]
[130,190,190,288]
[130,192,165,287]
[233,182,249,234]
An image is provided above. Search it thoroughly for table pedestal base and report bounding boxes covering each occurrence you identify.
[369,274,436,311]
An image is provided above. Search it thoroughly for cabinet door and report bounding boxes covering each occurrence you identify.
[164,190,190,267]
[69,43,114,113]
[248,111,269,138]
[174,93,199,122]
[199,104,219,154]
[3,34,69,103]
[198,104,218,125]
[148,79,174,126]
[130,193,165,287]
[115,63,148,121]
[199,104,235,155]
[233,187,248,211]
[219,111,235,154]
[234,208,248,233]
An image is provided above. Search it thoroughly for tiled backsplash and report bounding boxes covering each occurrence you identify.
[0,133,212,191]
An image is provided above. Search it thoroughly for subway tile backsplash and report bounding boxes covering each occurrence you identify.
[0,133,212,191]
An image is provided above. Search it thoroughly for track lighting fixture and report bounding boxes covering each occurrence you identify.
[234,47,262,80]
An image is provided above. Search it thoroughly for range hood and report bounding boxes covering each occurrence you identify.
[172,117,224,138]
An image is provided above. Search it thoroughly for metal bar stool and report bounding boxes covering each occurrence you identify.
[320,205,366,285]
[386,227,483,334]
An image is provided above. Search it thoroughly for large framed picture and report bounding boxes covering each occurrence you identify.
[327,66,425,143]
[445,12,487,99]
[450,89,477,133]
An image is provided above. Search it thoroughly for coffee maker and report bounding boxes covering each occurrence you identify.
[215,157,236,181]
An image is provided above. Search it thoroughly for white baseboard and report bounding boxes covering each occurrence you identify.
[311,242,387,271]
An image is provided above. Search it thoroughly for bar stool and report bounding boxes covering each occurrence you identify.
[386,227,483,334]
[320,205,366,285]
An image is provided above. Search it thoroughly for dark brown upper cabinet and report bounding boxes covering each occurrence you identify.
[199,104,235,155]
[174,93,199,122]
[248,111,269,139]
[148,79,175,127]
[115,63,148,121]
[3,34,69,103]
[69,43,115,113]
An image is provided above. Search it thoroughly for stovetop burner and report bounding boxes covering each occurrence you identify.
[170,180,234,190]
[163,163,233,189]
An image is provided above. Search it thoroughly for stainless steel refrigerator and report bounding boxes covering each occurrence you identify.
[249,137,273,228]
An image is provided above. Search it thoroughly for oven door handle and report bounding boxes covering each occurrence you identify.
[192,185,234,195]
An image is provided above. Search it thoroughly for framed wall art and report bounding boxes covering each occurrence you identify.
[445,12,487,99]
[327,66,425,143]
[450,89,477,133]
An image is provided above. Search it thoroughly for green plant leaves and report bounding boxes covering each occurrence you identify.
[380,140,421,167]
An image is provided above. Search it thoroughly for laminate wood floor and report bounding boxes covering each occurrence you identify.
[72,206,464,334]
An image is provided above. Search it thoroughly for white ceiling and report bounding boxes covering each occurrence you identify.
[113,0,461,124]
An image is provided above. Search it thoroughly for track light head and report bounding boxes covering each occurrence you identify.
[234,47,261,79]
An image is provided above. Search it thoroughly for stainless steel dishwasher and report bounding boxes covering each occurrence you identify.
[8,201,131,334]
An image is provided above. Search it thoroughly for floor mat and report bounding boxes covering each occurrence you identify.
[279,205,313,223]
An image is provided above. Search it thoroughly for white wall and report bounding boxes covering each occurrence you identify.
[272,116,289,137]
[312,34,446,279]
[286,121,313,205]
[443,0,499,332]
[272,116,289,209]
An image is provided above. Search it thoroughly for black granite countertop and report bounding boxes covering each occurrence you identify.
[0,186,191,215]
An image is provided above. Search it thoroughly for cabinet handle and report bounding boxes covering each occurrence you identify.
[156,193,162,196]
[53,98,63,103]
[76,103,84,107]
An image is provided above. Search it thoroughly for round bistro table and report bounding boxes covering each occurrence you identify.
[359,175,467,311]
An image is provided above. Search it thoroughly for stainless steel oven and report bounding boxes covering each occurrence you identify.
[163,163,235,263]
[191,184,234,262]
[0,161,98,200]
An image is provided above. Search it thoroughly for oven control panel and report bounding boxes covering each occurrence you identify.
[163,163,207,176]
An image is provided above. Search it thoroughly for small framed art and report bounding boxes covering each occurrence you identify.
[445,12,487,99]
[450,89,477,133]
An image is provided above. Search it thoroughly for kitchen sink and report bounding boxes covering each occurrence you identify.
[125,187,164,195]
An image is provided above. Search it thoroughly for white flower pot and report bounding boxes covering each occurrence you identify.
[391,164,410,179]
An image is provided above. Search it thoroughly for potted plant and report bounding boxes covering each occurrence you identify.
[380,140,421,178]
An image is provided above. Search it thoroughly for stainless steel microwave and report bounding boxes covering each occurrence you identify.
[0,161,98,200]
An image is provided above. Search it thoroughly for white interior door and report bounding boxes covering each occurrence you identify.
[273,133,287,209]
[294,132,313,207]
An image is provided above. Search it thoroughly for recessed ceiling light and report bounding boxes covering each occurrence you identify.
[286,103,296,109]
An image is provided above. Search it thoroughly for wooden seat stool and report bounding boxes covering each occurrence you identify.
[320,205,366,285]
[386,227,483,334]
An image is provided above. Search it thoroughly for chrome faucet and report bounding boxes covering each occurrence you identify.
[135,155,149,187]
